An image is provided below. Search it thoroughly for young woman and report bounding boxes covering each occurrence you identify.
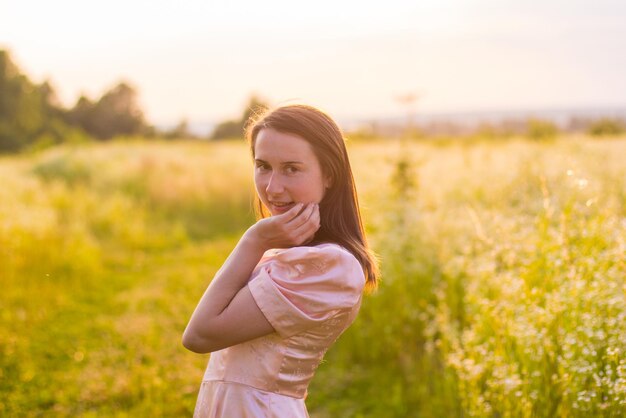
[183,104,378,417]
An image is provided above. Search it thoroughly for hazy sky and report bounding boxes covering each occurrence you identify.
[1,0,625,124]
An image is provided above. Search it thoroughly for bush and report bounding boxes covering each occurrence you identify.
[588,118,625,137]
[526,119,559,141]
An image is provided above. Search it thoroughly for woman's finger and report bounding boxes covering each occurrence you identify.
[275,202,304,223]
[293,204,320,240]
[307,204,320,228]
[300,203,319,232]
[299,217,320,245]
[287,202,316,228]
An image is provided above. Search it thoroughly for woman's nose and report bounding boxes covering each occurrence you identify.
[266,173,284,195]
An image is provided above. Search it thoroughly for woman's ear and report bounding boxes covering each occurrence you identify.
[324,175,332,190]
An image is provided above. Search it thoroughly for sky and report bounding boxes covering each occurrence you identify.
[1,0,625,125]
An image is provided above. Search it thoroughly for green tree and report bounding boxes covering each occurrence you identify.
[68,82,147,140]
[66,96,95,133]
[0,49,78,152]
[164,118,194,139]
[211,94,269,140]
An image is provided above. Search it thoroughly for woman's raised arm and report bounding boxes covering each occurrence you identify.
[182,202,319,353]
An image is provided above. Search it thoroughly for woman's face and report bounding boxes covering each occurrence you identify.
[254,128,329,216]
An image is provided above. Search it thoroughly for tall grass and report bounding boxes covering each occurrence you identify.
[0,140,252,416]
[1,135,625,417]
[308,136,626,417]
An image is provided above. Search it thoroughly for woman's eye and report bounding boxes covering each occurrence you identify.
[256,163,270,171]
[285,166,298,174]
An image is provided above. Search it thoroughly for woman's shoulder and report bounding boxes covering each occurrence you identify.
[265,243,365,288]
[269,242,356,266]
[249,244,364,338]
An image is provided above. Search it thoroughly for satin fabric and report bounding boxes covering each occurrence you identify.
[193,243,365,417]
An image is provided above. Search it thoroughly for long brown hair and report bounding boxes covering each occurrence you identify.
[245,104,378,291]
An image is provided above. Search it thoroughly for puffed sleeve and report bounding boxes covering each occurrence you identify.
[247,243,365,338]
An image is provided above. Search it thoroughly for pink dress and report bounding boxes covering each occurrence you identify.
[193,243,366,418]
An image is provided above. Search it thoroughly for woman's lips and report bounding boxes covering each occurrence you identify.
[270,201,295,214]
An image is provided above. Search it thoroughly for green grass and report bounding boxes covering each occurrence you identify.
[1,135,625,417]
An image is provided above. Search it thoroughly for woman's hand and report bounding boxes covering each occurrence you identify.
[245,202,320,251]
[184,202,320,353]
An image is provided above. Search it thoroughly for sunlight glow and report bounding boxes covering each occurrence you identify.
[1,0,624,123]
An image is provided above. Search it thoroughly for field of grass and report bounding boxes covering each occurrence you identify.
[1,135,625,417]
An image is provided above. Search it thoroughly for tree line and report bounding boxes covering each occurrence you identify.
[0,49,151,153]
[0,49,269,153]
